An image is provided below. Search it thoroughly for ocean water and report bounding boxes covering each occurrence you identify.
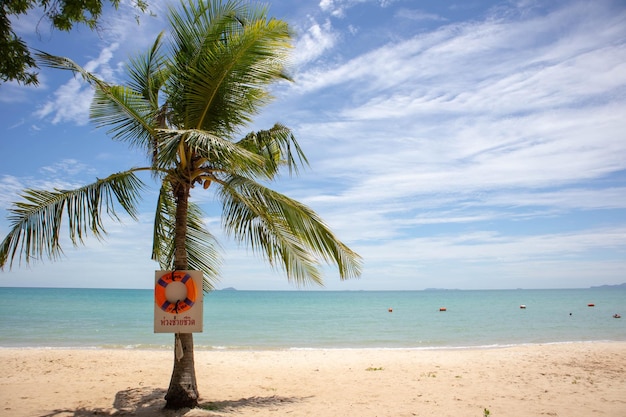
[0,287,624,350]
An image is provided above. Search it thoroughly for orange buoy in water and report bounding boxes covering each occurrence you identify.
[439,307,447,312]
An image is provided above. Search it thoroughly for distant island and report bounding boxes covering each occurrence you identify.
[590,283,626,289]
[220,287,237,291]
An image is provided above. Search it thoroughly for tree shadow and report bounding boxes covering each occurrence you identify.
[113,386,169,415]
[37,387,309,416]
[201,394,310,413]
[37,387,178,417]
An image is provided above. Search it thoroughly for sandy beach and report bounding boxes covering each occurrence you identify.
[1,342,625,417]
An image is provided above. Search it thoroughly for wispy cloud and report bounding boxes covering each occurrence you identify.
[39,159,96,178]
[0,159,98,211]
[27,2,167,125]
[33,44,120,125]
[319,0,346,18]
[0,176,26,209]
[396,8,447,22]
[292,18,338,66]
[289,1,626,195]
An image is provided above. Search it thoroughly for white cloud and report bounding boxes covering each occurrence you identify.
[319,0,397,18]
[0,81,36,104]
[39,159,96,178]
[0,176,26,209]
[0,160,100,212]
[319,0,345,17]
[361,227,626,263]
[292,18,338,66]
[33,44,120,125]
[396,8,447,22]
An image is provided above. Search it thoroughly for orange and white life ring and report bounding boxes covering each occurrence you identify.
[155,271,197,314]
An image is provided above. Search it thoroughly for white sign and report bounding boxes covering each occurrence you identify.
[154,270,203,333]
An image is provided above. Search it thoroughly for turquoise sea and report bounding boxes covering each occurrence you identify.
[0,287,624,350]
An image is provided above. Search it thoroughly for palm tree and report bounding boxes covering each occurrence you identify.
[0,0,361,409]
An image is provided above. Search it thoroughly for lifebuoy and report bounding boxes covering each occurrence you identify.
[155,271,197,314]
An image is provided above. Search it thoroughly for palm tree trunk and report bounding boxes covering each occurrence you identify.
[164,181,200,409]
[165,333,199,409]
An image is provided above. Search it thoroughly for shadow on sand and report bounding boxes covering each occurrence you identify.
[38,387,307,417]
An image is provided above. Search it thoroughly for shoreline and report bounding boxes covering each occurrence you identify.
[2,342,625,417]
[2,338,625,352]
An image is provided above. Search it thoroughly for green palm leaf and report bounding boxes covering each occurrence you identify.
[153,182,221,291]
[90,86,156,148]
[218,175,362,286]
[166,0,292,134]
[0,171,144,269]
[155,128,264,176]
[237,123,308,177]
[126,31,169,107]
[35,51,111,91]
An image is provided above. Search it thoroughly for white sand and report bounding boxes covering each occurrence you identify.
[1,342,625,416]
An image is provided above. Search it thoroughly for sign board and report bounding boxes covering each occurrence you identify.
[154,270,203,333]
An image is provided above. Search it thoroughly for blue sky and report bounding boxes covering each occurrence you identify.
[1,0,625,290]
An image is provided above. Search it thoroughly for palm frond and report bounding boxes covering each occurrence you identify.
[237,123,308,178]
[166,0,293,134]
[155,128,265,176]
[37,51,159,153]
[152,182,221,291]
[124,32,170,171]
[0,171,145,269]
[35,51,111,91]
[126,31,169,107]
[186,202,222,292]
[152,181,175,266]
[218,175,362,286]
[90,86,156,148]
